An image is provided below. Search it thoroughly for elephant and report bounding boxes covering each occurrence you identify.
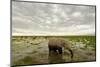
[48,38,73,58]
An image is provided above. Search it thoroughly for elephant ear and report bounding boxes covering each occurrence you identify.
[64,40,71,49]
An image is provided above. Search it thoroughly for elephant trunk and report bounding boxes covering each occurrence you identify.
[67,48,73,59]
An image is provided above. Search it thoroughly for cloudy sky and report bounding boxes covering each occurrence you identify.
[12,1,95,36]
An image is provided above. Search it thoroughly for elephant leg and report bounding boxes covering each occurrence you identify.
[49,46,52,53]
[49,46,57,53]
[58,48,62,54]
[53,49,57,52]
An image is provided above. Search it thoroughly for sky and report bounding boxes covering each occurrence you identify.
[12,1,96,36]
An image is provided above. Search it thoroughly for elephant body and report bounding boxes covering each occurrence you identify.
[48,38,73,58]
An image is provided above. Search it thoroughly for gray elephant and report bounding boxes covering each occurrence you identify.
[48,38,73,58]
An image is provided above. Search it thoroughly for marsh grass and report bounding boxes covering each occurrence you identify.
[11,36,96,66]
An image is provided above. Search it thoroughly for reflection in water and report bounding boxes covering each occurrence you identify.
[48,51,65,64]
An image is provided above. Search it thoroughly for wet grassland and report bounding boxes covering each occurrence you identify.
[11,36,96,66]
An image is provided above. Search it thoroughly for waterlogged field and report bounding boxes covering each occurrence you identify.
[11,36,96,66]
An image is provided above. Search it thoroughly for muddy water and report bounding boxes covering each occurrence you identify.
[12,38,96,66]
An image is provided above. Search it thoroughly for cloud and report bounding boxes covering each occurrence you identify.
[12,1,95,36]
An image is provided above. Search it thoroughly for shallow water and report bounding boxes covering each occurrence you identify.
[11,36,96,66]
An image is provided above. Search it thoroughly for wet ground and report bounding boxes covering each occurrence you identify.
[11,37,96,66]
